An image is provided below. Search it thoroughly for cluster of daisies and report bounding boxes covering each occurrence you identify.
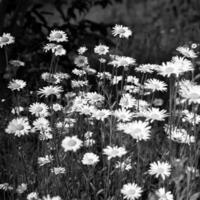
[1,24,200,200]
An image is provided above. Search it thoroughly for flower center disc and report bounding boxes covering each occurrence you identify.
[68,140,77,146]
[35,106,43,112]
[54,33,63,39]
[12,83,21,89]
[16,124,24,131]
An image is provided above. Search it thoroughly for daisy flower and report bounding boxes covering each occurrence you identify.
[109,55,136,68]
[86,92,105,105]
[11,106,24,115]
[111,76,122,85]
[16,183,27,194]
[156,188,174,200]
[179,80,200,104]
[47,30,68,42]
[121,121,151,141]
[148,161,171,180]
[103,145,127,160]
[51,167,66,175]
[112,24,132,38]
[27,192,39,200]
[115,157,132,171]
[176,46,197,59]
[53,44,66,56]
[84,139,96,147]
[91,109,111,121]
[165,126,195,144]
[42,194,62,200]
[144,79,167,92]
[52,103,63,112]
[74,55,88,68]
[0,33,15,48]
[71,80,88,88]
[172,56,193,73]
[182,110,200,125]
[157,58,193,77]
[38,86,63,98]
[121,182,143,200]
[5,118,31,137]
[113,108,133,122]
[9,60,25,67]
[38,155,53,167]
[94,44,109,55]
[29,103,49,117]
[78,46,88,55]
[135,64,158,74]
[0,183,13,191]
[33,117,50,131]
[8,79,26,91]
[119,93,136,109]
[72,68,86,77]
[143,107,168,122]
[61,136,83,152]
[43,43,58,53]
[82,152,99,165]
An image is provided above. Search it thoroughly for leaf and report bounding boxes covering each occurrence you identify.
[190,192,200,200]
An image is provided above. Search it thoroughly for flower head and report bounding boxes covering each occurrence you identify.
[148,161,171,180]
[144,79,167,92]
[5,118,31,137]
[112,25,132,38]
[29,102,49,117]
[121,121,151,141]
[8,79,26,91]
[176,46,197,59]
[82,152,99,165]
[61,136,83,152]
[94,44,109,55]
[0,33,15,48]
[121,182,143,200]
[47,30,68,42]
[38,86,63,98]
[156,188,174,200]
[103,146,127,160]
